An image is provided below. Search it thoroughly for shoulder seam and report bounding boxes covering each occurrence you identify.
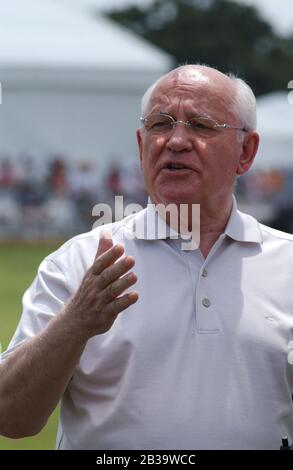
[44,257,69,285]
[261,227,293,243]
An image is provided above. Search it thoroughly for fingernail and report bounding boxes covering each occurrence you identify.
[115,244,124,254]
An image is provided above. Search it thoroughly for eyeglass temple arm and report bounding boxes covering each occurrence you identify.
[216,123,247,131]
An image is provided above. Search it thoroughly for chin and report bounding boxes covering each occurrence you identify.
[156,192,200,207]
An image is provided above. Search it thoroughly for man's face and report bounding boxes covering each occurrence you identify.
[137,68,258,208]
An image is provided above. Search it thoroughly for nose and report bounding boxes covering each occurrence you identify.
[166,122,193,152]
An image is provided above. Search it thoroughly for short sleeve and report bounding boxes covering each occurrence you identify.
[1,257,71,359]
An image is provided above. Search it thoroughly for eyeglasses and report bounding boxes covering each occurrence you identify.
[140,112,247,137]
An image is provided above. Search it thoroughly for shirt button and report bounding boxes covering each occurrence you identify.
[202,298,211,308]
[202,268,208,277]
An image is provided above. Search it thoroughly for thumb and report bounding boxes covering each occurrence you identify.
[96,229,114,259]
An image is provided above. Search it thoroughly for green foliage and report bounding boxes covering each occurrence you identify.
[106,0,293,96]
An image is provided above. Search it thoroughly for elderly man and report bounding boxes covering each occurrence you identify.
[0,65,293,450]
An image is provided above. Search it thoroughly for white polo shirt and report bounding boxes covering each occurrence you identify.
[2,197,293,450]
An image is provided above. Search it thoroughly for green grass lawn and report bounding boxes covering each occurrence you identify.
[0,242,63,450]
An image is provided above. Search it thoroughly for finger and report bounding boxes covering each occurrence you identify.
[103,291,139,318]
[102,271,138,302]
[97,255,135,290]
[92,243,125,275]
[95,230,114,260]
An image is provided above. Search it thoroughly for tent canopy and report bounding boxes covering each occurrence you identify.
[0,0,173,171]
[0,0,171,70]
[253,92,293,170]
[257,92,293,137]
[0,0,172,92]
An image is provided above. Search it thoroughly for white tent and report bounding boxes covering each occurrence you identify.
[253,92,293,170]
[0,0,172,176]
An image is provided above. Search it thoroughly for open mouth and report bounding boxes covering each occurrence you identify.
[165,163,189,171]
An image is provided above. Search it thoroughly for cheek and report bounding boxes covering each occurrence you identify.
[214,140,240,167]
[147,135,166,157]
[201,143,239,184]
[142,136,165,168]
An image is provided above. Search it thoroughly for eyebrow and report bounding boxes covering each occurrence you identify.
[156,110,214,120]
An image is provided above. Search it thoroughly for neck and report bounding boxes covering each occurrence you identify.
[198,195,233,258]
[151,193,234,257]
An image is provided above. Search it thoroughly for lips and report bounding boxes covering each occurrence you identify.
[166,163,188,170]
[160,161,197,172]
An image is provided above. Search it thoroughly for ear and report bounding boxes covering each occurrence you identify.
[236,132,260,176]
[136,128,143,164]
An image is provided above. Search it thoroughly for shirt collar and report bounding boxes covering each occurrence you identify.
[224,195,263,244]
[127,195,263,244]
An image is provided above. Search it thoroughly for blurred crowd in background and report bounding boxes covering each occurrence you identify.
[237,168,293,234]
[0,155,148,240]
[1,154,293,240]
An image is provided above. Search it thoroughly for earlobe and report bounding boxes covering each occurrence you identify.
[136,128,141,146]
[236,132,260,176]
[136,128,143,163]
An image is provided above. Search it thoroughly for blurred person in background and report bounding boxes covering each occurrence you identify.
[0,64,292,450]
[120,163,148,207]
[46,157,69,197]
[0,157,17,194]
[69,161,99,231]
[16,155,47,238]
[104,162,123,208]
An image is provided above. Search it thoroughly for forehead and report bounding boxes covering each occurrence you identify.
[147,70,236,117]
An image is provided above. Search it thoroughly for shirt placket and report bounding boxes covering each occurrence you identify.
[194,234,226,333]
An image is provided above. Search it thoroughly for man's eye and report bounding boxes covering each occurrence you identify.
[150,120,171,129]
[189,119,216,132]
[190,122,207,130]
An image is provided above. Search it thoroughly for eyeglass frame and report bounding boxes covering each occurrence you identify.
[140,112,247,134]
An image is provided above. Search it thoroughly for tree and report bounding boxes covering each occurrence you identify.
[104,0,293,96]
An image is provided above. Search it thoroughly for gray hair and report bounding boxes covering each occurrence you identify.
[227,73,257,131]
[141,77,164,119]
[140,66,257,132]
